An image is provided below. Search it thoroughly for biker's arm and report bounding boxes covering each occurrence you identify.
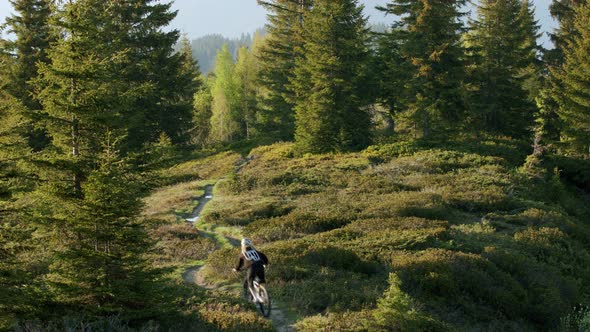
[234,255,244,271]
[260,252,269,265]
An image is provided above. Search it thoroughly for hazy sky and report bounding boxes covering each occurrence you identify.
[0,0,557,46]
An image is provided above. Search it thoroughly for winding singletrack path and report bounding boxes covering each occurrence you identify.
[181,164,294,331]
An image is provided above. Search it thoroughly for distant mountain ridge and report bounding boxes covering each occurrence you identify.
[191,29,265,74]
[189,24,389,75]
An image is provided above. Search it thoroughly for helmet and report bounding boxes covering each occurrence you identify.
[241,238,253,247]
[241,238,255,254]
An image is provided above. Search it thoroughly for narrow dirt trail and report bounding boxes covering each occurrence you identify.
[181,160,294,332]
[185,184,214,224]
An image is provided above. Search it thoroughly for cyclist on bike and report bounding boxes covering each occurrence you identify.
[233,238,269,298]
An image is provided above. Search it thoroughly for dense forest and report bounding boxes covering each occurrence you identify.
[0,0,589,331]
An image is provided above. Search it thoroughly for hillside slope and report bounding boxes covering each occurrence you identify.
[193,138,590,331]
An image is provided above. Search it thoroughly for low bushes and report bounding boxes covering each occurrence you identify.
[150,224,217,265]
[202,196,293,227]
[195,302,274,332]
[368,273,451,332]
[189,139,590,330]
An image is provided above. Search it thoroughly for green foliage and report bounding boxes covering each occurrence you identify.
[257,0,311,139]
[292,0,372,154]
[14,316,160,332]
[552,2,590,156]
[368,274,450,332]
[2,0,54,151]
[195,301,274,332]
[464,0,540,136]
[547,0,583,65]
[190,32,259,75]
[209,44,242,144]
[192,78,213,147]
[294,311,371,332]
[560,306,590,332]
[378,0,466,137]
[196,33,266,146]
[234,34,264,139]
[168,35,202,145]
[150,224,217,266]
[47,143,162,320]
[198,140,590,329]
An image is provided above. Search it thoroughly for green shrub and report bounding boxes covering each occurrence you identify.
[150,224,217,265]
[162,138,590,330]
[483,247,580,327]
[201,248,241,284]
[560,306,590,332]
[14,316,160,332]
[202,196,293,226]
[274,270,385,314]
[393,249,528,319]
[196,302,274,332]
[367,273,451,332]
[294,311,372,331]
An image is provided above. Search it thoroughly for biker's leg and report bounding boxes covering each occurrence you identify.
[242,277,248,298]
[246,267,256,301]
[257,264,266,284]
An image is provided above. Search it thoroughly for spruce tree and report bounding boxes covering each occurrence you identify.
[380,0,466,137]
[552,2,590,155]
[164,35,202,145]
[28,0,177,318]
[464,0,540,136]
[35,0,133,196]
[47,138,159,318]
[374,25,411,132]
[0,46,33,328]
[548,0,586,65]
[3,0,54,150]
[257,0,312,140]
[292,0,371,154]
[63,0,187,149]
[539,0,587,152]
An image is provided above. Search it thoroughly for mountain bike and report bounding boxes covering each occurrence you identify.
[248,276,271,318]
[234,266,272,317]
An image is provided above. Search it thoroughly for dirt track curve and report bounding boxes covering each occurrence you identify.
[182,159,294,331]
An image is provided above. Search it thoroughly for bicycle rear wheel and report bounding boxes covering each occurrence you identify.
[257,285,271,318]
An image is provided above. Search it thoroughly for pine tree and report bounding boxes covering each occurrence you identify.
[257,0,312,140]
[47,138,159,318]
[292,0,371,154]
[552,2,590,155]
[374,25,411,132]
[539,0,587,152]
[35,0,133,196]
[27,0,179,318]
[380,0,466,138]
[464,0,540,136]
[65,0,187,149]
[3,0,54,150]
[548,0,586,65]
[0,45,34,329]
[163,35,202,145]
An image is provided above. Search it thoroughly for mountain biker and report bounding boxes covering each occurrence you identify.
[232,238,269,298]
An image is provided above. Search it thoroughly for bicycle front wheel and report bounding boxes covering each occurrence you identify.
[257,285,271,318]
